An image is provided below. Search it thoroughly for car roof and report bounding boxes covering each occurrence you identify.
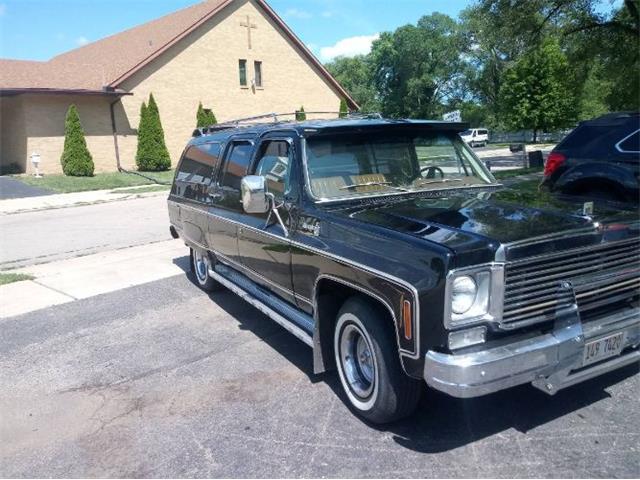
[188,117,470,147]
[580,111,639,127]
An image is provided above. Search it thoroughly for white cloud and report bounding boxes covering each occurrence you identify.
[285,8,312,19]
[75,36,89,46]
[319,33,379,62]
[321,11,333,18]
[0,4,6,16]
[306,43,318,52]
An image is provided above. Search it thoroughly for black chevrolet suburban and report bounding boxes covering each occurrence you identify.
[168,114,639,424]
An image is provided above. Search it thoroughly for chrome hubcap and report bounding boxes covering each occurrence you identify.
[340,324,375,398]
[194,251,208,281]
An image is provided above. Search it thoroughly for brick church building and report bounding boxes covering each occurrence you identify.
[0,0,356,174]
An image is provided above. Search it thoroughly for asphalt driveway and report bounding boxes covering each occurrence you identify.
[0,176,53,199]
[1,269,638,478]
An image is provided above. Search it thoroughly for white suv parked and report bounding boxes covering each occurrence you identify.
[460,128,489,147]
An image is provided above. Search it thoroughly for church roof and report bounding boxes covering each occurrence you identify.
[0,0,357,108]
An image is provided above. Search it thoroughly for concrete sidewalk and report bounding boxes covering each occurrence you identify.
[0,185,169,215]
[0,239,187,318]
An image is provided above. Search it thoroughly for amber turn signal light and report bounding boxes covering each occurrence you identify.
[402,299,412,340]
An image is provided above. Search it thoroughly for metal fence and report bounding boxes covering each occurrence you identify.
[488,129,572,144]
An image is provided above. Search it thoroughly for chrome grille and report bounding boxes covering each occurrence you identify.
[502,238,640,329]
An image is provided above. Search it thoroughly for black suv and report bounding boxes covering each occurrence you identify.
[542,112,639,203]
[168,114,639,424]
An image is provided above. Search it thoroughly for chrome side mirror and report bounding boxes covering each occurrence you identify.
[241,175,269,214]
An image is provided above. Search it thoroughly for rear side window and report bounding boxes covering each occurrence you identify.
[616,130,640,153]
[172,142,222,202]
[222,141,253,192]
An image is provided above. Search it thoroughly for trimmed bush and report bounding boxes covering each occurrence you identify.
[196,102,218,128]
[60,105,94,176]
[295,106,307,121]
[339,98,349,118]
[136,93,171,171]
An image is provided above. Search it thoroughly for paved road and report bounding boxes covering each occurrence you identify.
[473,144,554,170]
[0,195,171,269]
[0,177,53,200]
[2,272,638,478]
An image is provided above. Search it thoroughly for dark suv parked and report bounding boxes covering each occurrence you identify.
[542,112,639,203]
[168,113,639,424]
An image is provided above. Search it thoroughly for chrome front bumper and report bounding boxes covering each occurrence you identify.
[424,308,640,398]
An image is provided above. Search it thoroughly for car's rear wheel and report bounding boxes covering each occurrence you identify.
[334,297,421,424]
[190,247,222,292]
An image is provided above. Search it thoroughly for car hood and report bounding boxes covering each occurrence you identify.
[327,186,639,266]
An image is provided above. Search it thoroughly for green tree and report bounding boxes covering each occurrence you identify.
[295,106,307,121]
[370,13,470,118]
[60,104,94,176]
[338,99,349,118]
[499,40,577,141]
[136,93,171,171]
[325,56,379,112]
[463,0,639,116]
[196,102,218,128]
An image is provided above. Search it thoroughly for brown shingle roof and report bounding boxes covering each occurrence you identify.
[0,0,357,107]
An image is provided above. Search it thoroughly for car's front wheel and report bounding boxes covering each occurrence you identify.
[190,248,222,292]
[334,297,421,424]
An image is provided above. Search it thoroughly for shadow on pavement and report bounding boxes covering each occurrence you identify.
[180,259,638,454]
[384,363,637,453]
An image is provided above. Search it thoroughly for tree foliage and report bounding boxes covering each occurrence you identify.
[136,93,171,171]
[498,40,576,141]
[296,106,307,121]
[338,98,349,118]
[326,1,637,129]
[196,102,217,128]
[325,56,380,112]
[369,13,470,118]
[60,104,94,177]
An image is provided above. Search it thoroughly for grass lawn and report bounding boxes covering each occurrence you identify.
[0,273,34,286]
[492,167,543,180]
[16,170,175,193]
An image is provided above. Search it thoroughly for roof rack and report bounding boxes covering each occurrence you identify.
[192,111,383,137]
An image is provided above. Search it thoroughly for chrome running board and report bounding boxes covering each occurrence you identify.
[209,264,314,347]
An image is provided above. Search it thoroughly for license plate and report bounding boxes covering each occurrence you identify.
[582,332,626,367]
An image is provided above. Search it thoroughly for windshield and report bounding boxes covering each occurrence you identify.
[460,129,473,136]
[305,132,495,200]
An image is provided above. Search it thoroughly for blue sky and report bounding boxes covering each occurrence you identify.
[0,0,473,62]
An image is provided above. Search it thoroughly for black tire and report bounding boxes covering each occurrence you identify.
[334,297,422,424]
[190,248,222,292]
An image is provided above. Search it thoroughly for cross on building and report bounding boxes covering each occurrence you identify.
[240,15,257,49]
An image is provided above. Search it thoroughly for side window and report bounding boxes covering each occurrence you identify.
[616,129,640,153]
[222,141,253,192]
[239,59,247,87]
[172,143,221,203]
[254,140,292,200]
[254,61,263,87]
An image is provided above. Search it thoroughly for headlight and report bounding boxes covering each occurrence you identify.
[451,276,477,314]
[445,264,504,329]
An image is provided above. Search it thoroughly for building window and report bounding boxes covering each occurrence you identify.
[254,61,262,87]
[238,59,247,87]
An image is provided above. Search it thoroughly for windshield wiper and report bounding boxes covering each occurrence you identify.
[339,181,409,192]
